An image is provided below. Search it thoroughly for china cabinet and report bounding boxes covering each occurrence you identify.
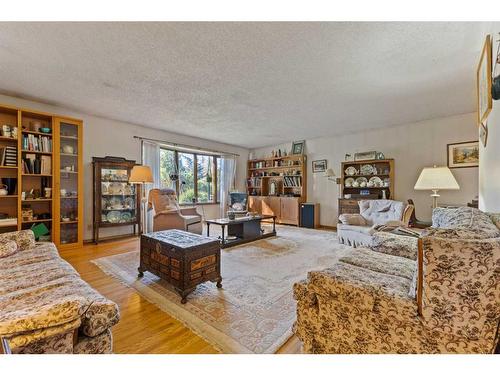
[92,156,141,243]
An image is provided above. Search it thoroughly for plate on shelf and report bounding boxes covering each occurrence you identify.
[123,184,133,195]
[124,197,134,208]
[120,212,132,222]
[345,166,358,176]
[108,182,124,195]
[360,164,376,175]
[345,177,355,187]
[369,176,383,187]
[355,177,368,187]
[106,211,121,223]
[110,196,123,209]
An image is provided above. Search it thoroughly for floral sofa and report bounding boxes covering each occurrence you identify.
[0,230,120,354]
[293,207,500,353]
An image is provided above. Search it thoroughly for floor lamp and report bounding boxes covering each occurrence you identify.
[414,165,460,209]
[129,165,154,234]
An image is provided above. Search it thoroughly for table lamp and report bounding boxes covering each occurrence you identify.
[414,165,459,208]
[129,165,154,234]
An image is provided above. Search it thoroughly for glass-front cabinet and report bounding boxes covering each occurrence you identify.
[92,156,140,243]
[54,118,83,248]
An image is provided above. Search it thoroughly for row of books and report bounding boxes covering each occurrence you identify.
[283,175,302,188]
[22,154,52,175]
[22,134,52,153]
[247,177,262,188]
[0,146,17,166]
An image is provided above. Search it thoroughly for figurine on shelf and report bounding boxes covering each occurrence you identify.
[278,149,282,157]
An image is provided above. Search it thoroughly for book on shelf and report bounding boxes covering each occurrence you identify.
[247,177,262,188]
[0,146,17,166]
[283,175,302,188]
[22,134,52,153]
[22,154,51,175]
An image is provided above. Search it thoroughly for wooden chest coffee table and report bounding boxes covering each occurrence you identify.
[138,229,222,304]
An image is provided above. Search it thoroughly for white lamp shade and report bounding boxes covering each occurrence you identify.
[414,166,459,190]
[129,165,154,184]
[325,168,335,177]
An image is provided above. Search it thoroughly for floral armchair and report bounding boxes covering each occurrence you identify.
[148,188,202,234]
[294,207,500,353]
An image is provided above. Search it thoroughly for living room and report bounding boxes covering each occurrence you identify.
[1,2,499,373]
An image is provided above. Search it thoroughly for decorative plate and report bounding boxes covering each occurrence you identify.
[106,211,121,223]
[360,164,376,175]
[345,166,358,176]
[110,197,123,209]
[120,212,132,222]
[108,182,124,195]
[123,184,133,195]
[369,176,383,187]
[345,177,355,187]
[124,197,134,208]
[101,182,109,194]
[355,177,368,187]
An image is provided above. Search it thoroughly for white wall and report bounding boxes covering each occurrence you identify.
[251,113,479,226]
[479,26,500,213]
[0,94,249,241]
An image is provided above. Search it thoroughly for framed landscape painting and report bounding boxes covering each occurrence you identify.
[312,159,327,173]
[476,34,492,125]
[447,141,479,168]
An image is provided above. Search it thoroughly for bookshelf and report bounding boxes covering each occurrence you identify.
[0,103,83,249]
[247,154,307,226]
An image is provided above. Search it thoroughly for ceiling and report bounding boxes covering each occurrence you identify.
[0,22,495,148]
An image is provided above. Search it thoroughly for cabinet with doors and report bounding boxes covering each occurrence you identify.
[0,103,83,249]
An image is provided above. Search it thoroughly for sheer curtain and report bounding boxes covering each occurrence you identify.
[142,141,160,233]
[219,155,236,218]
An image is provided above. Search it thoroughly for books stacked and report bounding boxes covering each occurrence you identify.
[247,177,261,188]
[0,146,17,166]
[283,175,301,188]
[22,154,51,175]
[22,134,52,152]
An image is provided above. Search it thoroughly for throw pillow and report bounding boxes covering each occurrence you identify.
[0,239,18,258]
[338,214,367,226]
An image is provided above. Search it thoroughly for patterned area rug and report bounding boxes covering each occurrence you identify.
[92,225,351,353]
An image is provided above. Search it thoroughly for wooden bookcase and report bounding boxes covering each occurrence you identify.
[0,103,83,249]
[246,154,307,226]
[338,158,395,216]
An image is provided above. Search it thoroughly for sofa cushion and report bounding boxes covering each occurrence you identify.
[337,224,375,235]
[0,239,18,258]
[0,230,36,250]
[370,231,418,260]
[339,247,416,281]
[359,200,405,226]
[432,207,500,238]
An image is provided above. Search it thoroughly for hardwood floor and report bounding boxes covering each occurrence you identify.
[60,237,302,354]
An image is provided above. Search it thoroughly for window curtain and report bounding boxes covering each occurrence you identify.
[142,140,160,233]
[219,155,236,218]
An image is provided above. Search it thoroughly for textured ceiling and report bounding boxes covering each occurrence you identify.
[0,22,495,148]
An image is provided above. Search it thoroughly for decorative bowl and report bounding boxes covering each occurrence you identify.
[40,127,51,134]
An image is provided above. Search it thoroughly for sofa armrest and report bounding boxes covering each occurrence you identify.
[0,230,36,250]
[338,213,367,226]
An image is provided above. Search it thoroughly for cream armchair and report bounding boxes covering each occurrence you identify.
[337,199,414,247]
[148,189,202,234]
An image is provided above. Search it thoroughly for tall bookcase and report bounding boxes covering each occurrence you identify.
[246,154,307,226]
[0,103,83,249]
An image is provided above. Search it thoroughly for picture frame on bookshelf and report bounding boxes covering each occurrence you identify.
[291,140,305,155]
[476,34,492,125]
[312,159,327,173]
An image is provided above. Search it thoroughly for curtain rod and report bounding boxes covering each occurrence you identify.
[133,135,240,157]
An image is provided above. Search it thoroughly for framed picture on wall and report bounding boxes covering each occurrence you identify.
[480,123,488,147]
[477,34,492,125]
[312,159,327,173]
[447,141,479,168]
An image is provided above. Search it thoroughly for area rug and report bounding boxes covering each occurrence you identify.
[92,225,351,353]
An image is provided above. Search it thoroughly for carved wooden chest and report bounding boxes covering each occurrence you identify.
[139,229,222,303]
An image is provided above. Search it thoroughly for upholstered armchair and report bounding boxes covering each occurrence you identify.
[148,189,202,234]
[337,199,414,247]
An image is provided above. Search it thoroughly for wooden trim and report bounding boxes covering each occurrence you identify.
[417,238,424,316]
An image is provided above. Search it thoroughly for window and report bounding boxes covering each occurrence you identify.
[159,148,220,204]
